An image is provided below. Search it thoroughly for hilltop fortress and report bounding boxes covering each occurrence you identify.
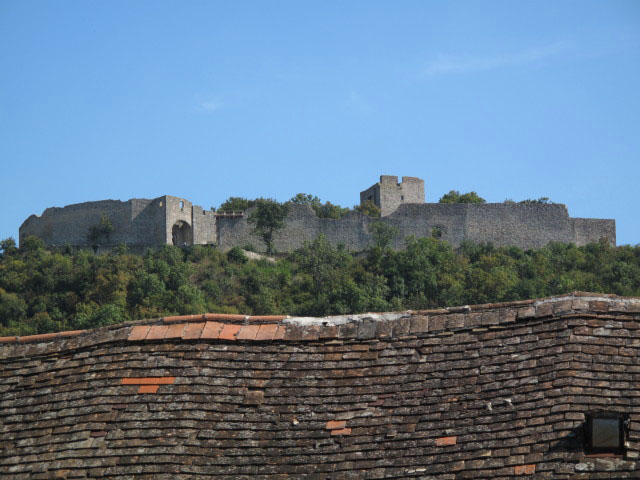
[19,175,616,253]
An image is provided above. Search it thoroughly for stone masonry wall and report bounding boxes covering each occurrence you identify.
[19,199,166,247]
[191,205,217,245]
[19,194,616,252]
[216,203,616,253]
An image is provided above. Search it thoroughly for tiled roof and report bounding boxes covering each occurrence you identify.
[0,292,638,479]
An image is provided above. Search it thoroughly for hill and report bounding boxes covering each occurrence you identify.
[0,235,639,336]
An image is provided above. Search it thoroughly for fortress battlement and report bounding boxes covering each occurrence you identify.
[19,176,616,252]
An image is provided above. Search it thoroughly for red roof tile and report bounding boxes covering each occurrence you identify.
[203,313,246,322]
[137,385,160,394]
[128,325,151,341]
[183,322,206,339]
[121,377,176,385]
[165,323,187,339]
[236,325,260,340]
[435,436,457,446]
[201,321,224,339]
[255,324,278,341]
[219,324,242,341]
[326,420,346,430]
[146,325,169,340]
[163,314,204,323]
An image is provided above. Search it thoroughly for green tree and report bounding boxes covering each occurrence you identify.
[0,238,17,258]
[368,222,399,250]
[291,234,350,296]
[87,213,114,245]
[248,199,289,255]
[290,193,322,209]
[218,197,256,212]
[290,193,351,219]
[439,190,486,204]
[355,200,381,217]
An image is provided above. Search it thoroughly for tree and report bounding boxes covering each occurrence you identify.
[368,222,399,250]
[218,197,256,212]
[291,234,350,295]
[0,238,17,258]
[355,200,381,217]
[290,193,351,219]
[87,213,114,245]
[248,199,289,255]
[290,193,322,209]
[439,190,486,204]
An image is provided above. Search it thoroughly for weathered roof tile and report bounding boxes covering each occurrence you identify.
[200,321,224,340]
[146,325,169,340]
[218,324,242,341]
[0,293,638,477]
[183,322,206,340]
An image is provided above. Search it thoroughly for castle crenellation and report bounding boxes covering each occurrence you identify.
[19,175,616,253]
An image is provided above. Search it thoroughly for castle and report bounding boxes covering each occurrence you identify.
[19,175,616,252]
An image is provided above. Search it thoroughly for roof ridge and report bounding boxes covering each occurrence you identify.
[1,292,638,348]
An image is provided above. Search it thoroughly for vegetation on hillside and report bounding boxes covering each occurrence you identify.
[1,234,638,336]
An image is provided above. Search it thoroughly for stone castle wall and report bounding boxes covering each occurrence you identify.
[19,195,218,249]
[19,198,167,247]
[19,192,616,252]
[217,203,616,252]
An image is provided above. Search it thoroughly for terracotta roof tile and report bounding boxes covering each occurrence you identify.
[183,322,206,339]
[121,377,175,385]
[255,324,278,341]
[165,323,187,339]
[326,420,346,430]
[201,321,224,339]
[20,332,59,343]
[514,464,536,475]
[58,329,85,337]
[273,325,286,340]
[203,313,246,322]
[128,325,151,341]
[219,324,242,341]
[137,385,160,394]
[236,325,260,340]
[435,436,457,446]
[163,314,204,323]
[146,325,169,340]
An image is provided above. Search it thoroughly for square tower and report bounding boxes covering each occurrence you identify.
[360,175,425,216]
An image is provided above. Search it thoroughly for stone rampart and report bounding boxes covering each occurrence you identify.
[217,202,616,252]
[20,198,168,247]
[19,194,616,253]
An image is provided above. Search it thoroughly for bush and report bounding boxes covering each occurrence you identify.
[227,246,248,264]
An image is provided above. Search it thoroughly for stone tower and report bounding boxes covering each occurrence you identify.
[360,175,425,216]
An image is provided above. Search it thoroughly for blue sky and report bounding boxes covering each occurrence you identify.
[1,1,639,245]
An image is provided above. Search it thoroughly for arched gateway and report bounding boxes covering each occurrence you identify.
[171,220,192,246]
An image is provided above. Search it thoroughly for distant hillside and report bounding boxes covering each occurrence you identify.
[0,235,638,336]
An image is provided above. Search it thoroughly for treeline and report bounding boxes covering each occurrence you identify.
[1,235,639,336]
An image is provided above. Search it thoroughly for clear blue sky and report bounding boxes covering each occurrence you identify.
[1,1,639,245]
